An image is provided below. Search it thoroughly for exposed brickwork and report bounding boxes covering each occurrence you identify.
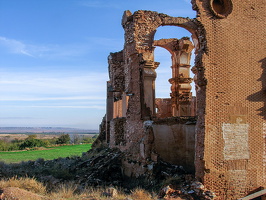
[193,0,266,199]
[263,123,266,182]
[109,117,126,147]
[108,51,124,93]
[99,1,266,199]
[155,98,172,118]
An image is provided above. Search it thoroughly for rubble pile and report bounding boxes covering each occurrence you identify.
[159,179,216,199]
[71,147,123,187]
[0,147,215,199]
[0,147,123,189]
[148,161,216,199]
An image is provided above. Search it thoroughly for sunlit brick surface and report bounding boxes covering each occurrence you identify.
[193,0,266,198]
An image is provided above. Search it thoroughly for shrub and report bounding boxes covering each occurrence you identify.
[0,139,23,151]
[81,137,94,144]
[19,138,47,149]
[56,134,70,144]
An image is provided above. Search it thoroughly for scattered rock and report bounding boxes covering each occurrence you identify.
[0,187,49,200]
[101,187,118,197]
[0,147,216,199]
[158,175,216,199]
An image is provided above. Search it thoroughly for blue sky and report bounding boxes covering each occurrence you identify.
[0,0,196,129]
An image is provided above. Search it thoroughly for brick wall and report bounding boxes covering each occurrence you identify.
[193,0,266,198]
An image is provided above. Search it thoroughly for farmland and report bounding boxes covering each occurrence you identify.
[0,129,95,163]
[0,144,92,163]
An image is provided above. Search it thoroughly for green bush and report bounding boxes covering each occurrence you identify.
[19,138,47,149]
[56,134,70,144]
[81,137,95,144]
[0,139,23,151]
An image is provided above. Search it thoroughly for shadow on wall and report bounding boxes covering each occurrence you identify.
[247,58,266,119]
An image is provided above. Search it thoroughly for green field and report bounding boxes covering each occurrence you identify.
[0,144,92,163]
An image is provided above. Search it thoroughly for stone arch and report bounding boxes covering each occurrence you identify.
[122,10,206,119]
[153,38,195,117]
[119,9,208,177]
[122,10,201,54]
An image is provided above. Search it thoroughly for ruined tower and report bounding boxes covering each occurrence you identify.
[192,0,266,198]
[102,0,266,198]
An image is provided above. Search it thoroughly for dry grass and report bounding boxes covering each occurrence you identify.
[0,177,157,200]
[0,176,46,194]
[69,187,128,200]
[130,188,154,200]
[49,182,77,199]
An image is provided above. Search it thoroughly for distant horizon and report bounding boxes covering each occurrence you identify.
[0,127,99,134]
[0,0,196,129]
[0,126,97,130]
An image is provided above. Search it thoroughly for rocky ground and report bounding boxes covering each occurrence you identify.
[0,147,215,199]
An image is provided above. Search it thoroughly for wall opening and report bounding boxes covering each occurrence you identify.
[213,0,224,14]
[150,26,197,173]
[154,47,172,99]
[210,0,233,18]
[153,26,196,118]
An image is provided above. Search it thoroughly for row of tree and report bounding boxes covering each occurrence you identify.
[0,134,97,151]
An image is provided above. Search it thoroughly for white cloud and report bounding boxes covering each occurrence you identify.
[0,104,105,109]
[0,70,108,112]
[0,70,108,93]
[0,36,91,59]
[0,96,105,101]
[27,105,105,109]
[0,36,34,57]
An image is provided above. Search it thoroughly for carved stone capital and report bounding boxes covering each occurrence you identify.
[143,60,158,78]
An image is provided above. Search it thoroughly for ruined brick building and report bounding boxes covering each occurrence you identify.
[98,0,266,199]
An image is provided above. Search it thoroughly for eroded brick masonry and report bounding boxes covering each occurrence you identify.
[98,0,266,199]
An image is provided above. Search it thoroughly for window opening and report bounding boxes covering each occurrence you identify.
[210,0,233,18]
[153,26,196,118]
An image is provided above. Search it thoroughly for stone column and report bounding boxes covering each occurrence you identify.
[143,60,159,116]
[177,39,194,116]
[169,77,179,116]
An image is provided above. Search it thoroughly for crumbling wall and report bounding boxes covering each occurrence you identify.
[101,1,265,198]
[191,0,266,198]
[92,115,107,148]
[108,51,124,93]
[106,51,127,143]
[121,10,200,165]
[152,117,196,173]
[109,117,126,147]
[155,98,172,118]
[105,10,202,178]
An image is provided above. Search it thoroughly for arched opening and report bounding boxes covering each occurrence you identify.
[154,47,172,99]
[150,25,198,173]
[154,47,172,118]
[153,26,196,118]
